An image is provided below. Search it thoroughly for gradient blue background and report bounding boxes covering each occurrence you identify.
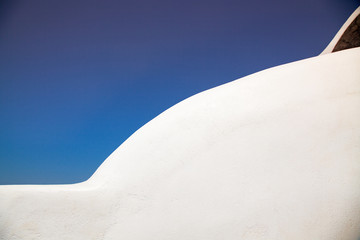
[0,0,359,184]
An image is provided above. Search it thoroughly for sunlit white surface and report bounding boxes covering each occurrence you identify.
[1,10,360,240]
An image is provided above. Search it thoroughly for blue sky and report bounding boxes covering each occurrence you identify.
[0,0,359,184]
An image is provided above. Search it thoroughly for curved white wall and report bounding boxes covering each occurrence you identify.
[1,8,360,240]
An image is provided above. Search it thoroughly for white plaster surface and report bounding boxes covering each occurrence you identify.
[1,14,360,240]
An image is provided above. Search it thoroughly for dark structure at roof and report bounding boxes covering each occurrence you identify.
[333,14,360,52]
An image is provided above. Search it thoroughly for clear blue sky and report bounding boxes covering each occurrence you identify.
[0,0,359,184]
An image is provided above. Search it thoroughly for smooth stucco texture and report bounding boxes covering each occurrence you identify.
[1,8,360,240]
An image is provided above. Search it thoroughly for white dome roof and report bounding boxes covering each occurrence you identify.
[1,7,360,240]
